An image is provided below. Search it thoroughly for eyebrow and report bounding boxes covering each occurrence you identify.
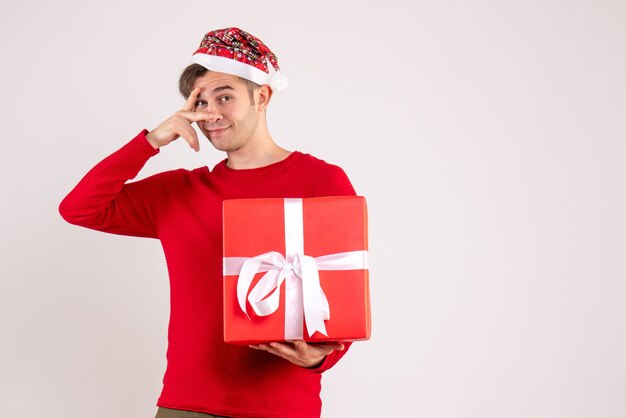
[212,85,236,94]
[198,85,236,100]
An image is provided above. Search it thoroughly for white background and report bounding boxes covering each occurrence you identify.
[1,0,625,417]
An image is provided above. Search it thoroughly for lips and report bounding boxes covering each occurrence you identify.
[207,126,230,136]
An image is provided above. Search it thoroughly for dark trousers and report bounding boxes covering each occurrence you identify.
[155,407,230,418]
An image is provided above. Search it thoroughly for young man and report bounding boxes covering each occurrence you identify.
[60,28,355,418]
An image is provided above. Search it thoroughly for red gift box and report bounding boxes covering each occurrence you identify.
[222,196,371,344]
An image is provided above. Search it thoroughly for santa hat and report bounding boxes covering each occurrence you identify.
[191,27,288,92]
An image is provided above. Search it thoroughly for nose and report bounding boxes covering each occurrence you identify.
[193,96,222,124]
[198,106,222,124]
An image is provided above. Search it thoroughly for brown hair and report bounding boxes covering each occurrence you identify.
[178,63,260,105]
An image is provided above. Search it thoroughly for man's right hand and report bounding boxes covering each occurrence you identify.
[146,87,210,152]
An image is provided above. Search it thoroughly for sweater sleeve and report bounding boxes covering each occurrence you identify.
[59,129,162,238]
[307,160,358,374]
[311,163,356,197]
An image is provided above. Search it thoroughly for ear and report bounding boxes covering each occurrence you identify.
[256,84,273,110]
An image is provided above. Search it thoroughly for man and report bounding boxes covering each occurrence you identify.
[59,28,355,418]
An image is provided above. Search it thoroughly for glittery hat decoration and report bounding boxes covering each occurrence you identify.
[191,27,288,92]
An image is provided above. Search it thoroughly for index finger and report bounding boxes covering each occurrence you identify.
[182,87,200,112]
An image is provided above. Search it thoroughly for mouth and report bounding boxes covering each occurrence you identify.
[206,126,230,137]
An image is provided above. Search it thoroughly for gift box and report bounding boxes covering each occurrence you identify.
[222,196,371,344]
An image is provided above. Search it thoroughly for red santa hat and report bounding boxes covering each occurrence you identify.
[191,27,288,92]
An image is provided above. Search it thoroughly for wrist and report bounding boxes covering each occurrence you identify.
[145,131,161,149]
[305,356,326,369]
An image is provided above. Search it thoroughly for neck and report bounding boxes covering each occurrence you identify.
[225,134,291,169]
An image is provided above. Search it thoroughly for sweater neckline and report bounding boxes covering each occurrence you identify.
[211,151,301,174]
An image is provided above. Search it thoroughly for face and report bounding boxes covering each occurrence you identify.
[192,71,264,153]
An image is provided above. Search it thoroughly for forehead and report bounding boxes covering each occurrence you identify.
[192,71,246,94]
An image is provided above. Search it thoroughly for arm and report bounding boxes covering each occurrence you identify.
[59,88,212,237]
[58,130,161,237]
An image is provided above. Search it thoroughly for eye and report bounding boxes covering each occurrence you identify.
[219,95,232,103]
[195,99,208,107]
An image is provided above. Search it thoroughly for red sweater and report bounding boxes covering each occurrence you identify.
[59,130,356,418]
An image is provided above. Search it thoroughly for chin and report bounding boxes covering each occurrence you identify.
[208,140,239,153]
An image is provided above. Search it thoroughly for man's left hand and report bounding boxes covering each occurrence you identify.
[249,340,345,368]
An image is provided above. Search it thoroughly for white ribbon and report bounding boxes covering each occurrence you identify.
[223,198,369,339]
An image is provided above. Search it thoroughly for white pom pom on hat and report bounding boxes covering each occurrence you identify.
[191,27,288,92]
